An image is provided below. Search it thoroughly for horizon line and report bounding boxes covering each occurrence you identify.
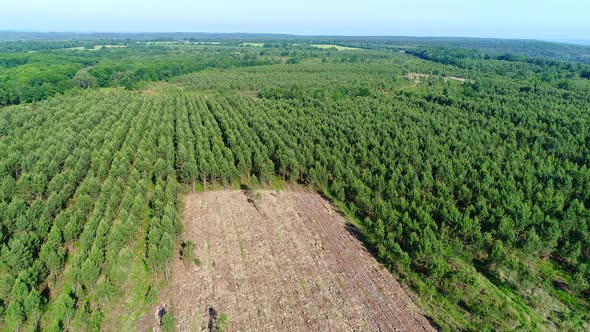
[1,30,589,46]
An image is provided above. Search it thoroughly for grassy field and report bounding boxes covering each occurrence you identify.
[309,44,360,50]
[142,41,222,45]
[64,44,128,51]
[241,42,264,47]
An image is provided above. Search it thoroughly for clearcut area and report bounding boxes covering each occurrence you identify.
[155,188,433,331]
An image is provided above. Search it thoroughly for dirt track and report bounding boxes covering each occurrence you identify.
[156,189,433,331]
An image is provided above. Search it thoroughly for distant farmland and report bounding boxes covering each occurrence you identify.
[241,42,265,47]
[309,44,360,50]
[64,44,127,51]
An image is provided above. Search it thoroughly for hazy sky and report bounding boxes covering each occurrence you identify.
[2,0,589,39]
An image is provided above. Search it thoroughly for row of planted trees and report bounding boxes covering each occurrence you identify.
[0,91,184,330]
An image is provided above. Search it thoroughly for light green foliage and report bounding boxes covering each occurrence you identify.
[309,44,360,50]
[241,42,264,47]
[162,311,176,332]
[216,312,228,332]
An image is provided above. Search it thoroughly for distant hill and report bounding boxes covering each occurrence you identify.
[546,39,590,46]
[1,31,589,63]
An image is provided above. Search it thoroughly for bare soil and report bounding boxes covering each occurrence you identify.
[237,90,260,98]
[404,72,473,84]
[146,188,433,331]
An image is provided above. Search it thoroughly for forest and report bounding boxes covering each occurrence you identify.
[0,35,589,331]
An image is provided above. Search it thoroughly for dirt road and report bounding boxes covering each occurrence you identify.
[155,189,433,331]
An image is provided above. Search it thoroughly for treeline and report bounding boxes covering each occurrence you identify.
[0,46,276,106]
[406,47,590,92]
[0,40,120,53]
[364,37,590,64]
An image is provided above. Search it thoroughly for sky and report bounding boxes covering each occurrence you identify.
[2,0,589,40]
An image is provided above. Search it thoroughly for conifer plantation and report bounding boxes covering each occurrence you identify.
[0,36,589,331]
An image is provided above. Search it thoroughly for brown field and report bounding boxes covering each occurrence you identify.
[404,72,473,84]
[147,188,433,331]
